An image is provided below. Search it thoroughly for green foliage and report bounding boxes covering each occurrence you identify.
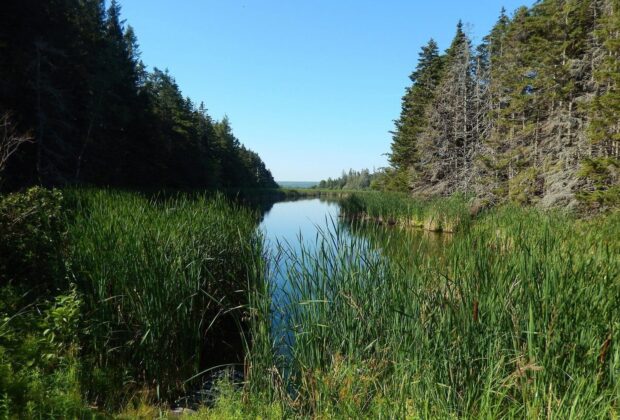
[388,39,443,175]
[0,1,276,191]
[0,187,267,414]
[213,117,277,189]
[507,167,542,205]
[65,189,263,405]
[369,167,411,192]
[249,204,620,418]
[316,168,379,190]
[180,381,282,419]
[381,0,619,211]
[0,187,67,292]
[588,0,620,156]
[577,157,620,211]
[340,191,472,232]
[0,286,88,417]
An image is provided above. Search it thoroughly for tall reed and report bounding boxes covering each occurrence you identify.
[248,205,620,418]
[340,191,472,232]
[65,189,263,404]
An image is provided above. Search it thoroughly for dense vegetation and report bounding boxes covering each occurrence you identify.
[0,0,276,190]
[0,0,618,418]
[1,187,618,417]
[340,191,472,232]
[382,1,619,212]
[244,205,619,418]
[0,188,264,415]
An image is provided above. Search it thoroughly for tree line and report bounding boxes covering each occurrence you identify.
[315,168,382,190]
[0,0,277,190]
[383,0,619,211]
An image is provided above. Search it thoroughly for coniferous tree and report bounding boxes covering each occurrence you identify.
[0,0,276,190]
[416,22,476,194]
[381,0,618,211]
[579,0,620,209]
[388,39,443,191]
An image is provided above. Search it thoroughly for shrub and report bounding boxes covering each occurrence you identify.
[0,285,87,417]
[0,187,67,292]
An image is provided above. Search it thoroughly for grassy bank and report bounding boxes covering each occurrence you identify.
[1,188,619,418]
[244,204,620,418]
[0,188,264,416]
[340,191,473,232]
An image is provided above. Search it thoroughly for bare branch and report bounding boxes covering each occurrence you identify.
[0,112,33,175]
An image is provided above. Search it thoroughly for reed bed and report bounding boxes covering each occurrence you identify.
[65,189,263,405]
[340,191,472,232]
[5,187,617,417]
[247,206,620,418]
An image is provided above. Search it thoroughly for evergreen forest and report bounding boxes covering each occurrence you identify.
[381,2,619,211]
[0,0,277,191]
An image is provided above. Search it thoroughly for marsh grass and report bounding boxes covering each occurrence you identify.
[3,187,617,417]
[340,191,472,232]
[247,204,620,418]
[65,189,264,406]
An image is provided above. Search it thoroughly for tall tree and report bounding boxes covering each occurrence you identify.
[388,39,443,191]
[416,22,476,194]
[0,0,276,191]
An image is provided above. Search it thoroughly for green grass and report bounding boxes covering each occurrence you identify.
[245,204,620,418]
[2,188,619,417]
[66,189,264,406]
[340,191,472,232]
[0,187,267,415]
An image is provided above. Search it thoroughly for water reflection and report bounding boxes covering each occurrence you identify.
[257,197,451,371]
[260,199,340,254]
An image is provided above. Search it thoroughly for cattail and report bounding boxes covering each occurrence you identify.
[473,299,479,323]
[599,334,612,365]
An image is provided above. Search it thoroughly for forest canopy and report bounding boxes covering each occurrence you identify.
[315,168,382,190]
[384,1,619,211]
[0,0,277,190]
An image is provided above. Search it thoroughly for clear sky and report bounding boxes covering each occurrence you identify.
[118,0,534,181]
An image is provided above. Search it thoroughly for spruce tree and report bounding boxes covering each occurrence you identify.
[388,39,443,191]
[417,22,475,194]
[579,0,620,209]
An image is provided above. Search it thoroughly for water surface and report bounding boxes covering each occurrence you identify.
[257,197,448,364]
[260,198,341,257]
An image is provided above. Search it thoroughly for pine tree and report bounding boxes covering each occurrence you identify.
[380,1,617,210]
[579,0,620,209]
[388,38,443,191]
[417,22,476,194]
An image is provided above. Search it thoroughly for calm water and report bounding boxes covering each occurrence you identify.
[259,198,345,358]
[259,196,448,269]
[257,197,448,362]
[260,198,341,258]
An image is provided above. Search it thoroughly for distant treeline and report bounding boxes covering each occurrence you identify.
[315,168,381,190]
[382,1,619,211]
[0,0,277,190]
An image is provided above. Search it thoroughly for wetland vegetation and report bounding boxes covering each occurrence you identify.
[1,0,619,418]
[2,189,617,418]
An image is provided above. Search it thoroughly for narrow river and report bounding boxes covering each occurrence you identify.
[257,196,449,366]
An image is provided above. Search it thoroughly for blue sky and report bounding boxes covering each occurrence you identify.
[118,0,534,181]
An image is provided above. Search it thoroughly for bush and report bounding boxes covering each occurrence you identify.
[0,285,87,417]
[0,187,67,292]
